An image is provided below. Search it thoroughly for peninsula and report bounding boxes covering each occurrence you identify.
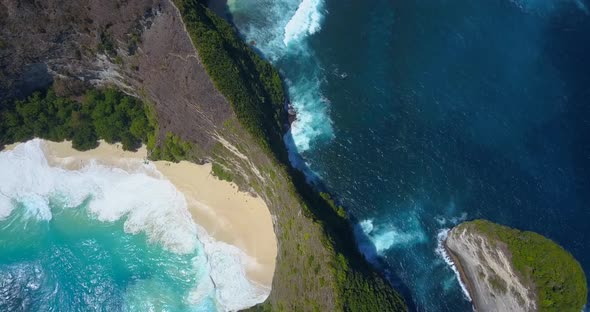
[445,220,587,312]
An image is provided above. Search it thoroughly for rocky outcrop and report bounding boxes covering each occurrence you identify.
[446,220,588,312]
[445,223,536,312]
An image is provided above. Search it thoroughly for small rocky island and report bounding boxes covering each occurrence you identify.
[445,220,587,312]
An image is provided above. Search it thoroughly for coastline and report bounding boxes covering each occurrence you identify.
[5,139,277,289]
[443,223,541,312]
[442,238,477,309]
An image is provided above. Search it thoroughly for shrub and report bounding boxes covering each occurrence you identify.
[0,87,155,152]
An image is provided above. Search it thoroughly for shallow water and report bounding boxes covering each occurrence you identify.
[228,0,590,310]
[0,140,265,312]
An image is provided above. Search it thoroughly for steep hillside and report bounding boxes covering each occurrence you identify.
[0,0,406,311]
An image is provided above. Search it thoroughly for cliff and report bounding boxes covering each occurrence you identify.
[445,220,587,312]
[0,0,406,310]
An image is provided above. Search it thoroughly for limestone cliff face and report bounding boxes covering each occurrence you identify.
[446,224,536,312]
[0,0,231,152]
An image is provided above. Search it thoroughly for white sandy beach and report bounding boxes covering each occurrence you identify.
[5,140,277,289]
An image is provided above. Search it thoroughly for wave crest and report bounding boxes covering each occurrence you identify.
[0,139,198,254]
[228,0,334,156]
[0,140,269,311]
[356,217,428,259]
[283,0,325,46]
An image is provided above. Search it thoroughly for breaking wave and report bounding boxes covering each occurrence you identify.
[355,214,428,263]
[229,0,334,158]
[359,219,427,254]
[434,229,473,302]
[0,140,267,311]
[283,0,325,46]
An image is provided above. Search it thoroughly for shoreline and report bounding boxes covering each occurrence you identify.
[435,229,475,309]
[5,139,277,289]
[442,239,478,310]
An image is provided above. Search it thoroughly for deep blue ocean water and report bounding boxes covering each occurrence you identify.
[227,0,590,310]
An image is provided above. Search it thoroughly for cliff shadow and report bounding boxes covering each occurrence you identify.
[348,213,419,312]
[206,0,234,23]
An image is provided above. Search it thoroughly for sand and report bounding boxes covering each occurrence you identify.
[6,140,277,288]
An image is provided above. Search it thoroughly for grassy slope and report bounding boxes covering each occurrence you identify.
[461,220,587,312]
[172,0,407,311]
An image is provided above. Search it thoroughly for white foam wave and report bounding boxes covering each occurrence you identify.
[283,0,325,46]
[230,0,326,58]
[0,139,198,254]
[435,229,472,302]
[228,0,301,60]
[229,0,334,155]
[286,75,334,152]
[0,140,270,311]
[358,218,427,254]
[435,212,468,226]
[195,225,270,311]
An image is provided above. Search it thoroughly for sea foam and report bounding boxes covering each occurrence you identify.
[283,0,325,46]
[229,0,334,157]
[0,140,268,311]
[286,74,334,153]
[354,216,429,265]
[435,229,472,302]
[0,139,198,254]
[195,225,270,311]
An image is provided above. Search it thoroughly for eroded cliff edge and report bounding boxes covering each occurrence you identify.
[445,220,587,312]
[0,0,406,310]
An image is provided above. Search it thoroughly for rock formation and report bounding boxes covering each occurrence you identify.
[446,220,587,312]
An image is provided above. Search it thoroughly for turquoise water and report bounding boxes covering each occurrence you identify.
[0,140,266,311]
[0,200,214,312]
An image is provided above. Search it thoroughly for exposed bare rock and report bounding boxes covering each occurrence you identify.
[0,0,232,152]
[445,223,536,312]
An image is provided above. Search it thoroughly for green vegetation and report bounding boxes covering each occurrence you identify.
[98,30,117,58]
[320,192,348,219]
[127,29,142,56]
[466,219,588,312]
[151,132,193,162]
[488,274,508,294]
[286,167,407,311]
[0,88,155,152]
[0,86,195,165]
[172,1,407,311]
[212,163,233,182]
[173,0,285,156]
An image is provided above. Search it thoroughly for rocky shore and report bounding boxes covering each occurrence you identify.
[445,222,537,312]
[445,220,587,312]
